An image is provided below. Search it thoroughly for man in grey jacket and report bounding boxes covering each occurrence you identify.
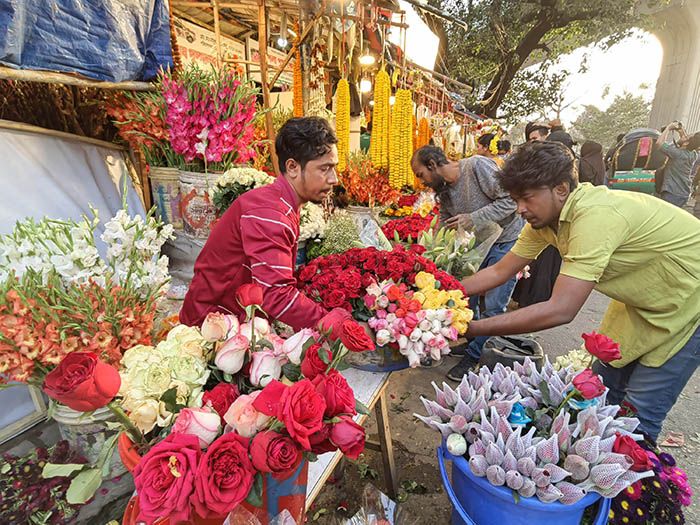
[411,146,524,380]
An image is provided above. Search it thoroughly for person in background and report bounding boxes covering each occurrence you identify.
[511,122,563,308]
[458,140,700,443]
[579,141,606,186]
[360,121,372,153]
[497,140,512,156]
[180,117,338,330]
[411,145,524,379]
[656,121,700,208]
[547,121,576,154]
[525,121,550,142]
[476,133,504,166]
[548,118,564,133]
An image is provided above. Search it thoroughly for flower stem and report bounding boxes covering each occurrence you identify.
[107,401,145,446]
[553,390,576,420]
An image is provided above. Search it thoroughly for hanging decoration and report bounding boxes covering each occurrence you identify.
[417,117,431,149]
[370,69,390,170]
[292,28,303,118]
[307,41,327,117]
[412,114,418,151]
[389,88,413,189]
[335,78,351,173]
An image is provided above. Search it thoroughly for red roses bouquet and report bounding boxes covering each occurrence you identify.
[381,212,435,243]
[129,286,371,523]
[297,245,465,314]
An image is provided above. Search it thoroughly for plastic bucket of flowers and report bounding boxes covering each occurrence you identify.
[438,445,610,525]
[149,166,183,229]
[418,335,656,525]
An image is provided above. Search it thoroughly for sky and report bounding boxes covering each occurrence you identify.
[533,29,664,125]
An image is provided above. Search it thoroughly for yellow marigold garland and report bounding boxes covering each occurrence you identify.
[370,69,390,170]
[292,47,303,117]
[389,89,414,189]
[335,78,351,173]
[417,117,431,149]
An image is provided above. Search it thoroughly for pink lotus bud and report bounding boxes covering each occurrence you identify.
[449,415,469,434]
[485,443,504,466]
[544,463,572,484]
[532,468,552,488]
[486,465,506,486]
[469,455,488,477]
[506,470,524,491]
[502,450,518,472]
[556,482,587,505]
[536,484,563,503]
[564,454,590,482]
[447,433,467,456]
[517,457,536,477]
[519,478,537,498]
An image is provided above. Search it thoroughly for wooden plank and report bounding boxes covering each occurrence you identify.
[257,0,279,174]
[305,369,391,509]
[266,10,322,89]
[0,119,127,151]
[375,390,398,499]
[0,66,155,91]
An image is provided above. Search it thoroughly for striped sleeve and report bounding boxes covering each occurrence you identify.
[240,209,327,330]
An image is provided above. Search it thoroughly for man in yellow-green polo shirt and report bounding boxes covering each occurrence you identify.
[461,140,700,442]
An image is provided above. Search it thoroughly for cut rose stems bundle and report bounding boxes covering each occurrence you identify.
[125,285,372,523]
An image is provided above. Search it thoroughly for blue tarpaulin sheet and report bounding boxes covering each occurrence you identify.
[0,0,173,82]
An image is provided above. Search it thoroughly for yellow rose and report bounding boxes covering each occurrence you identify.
[413,292,427,305]
[414,272,436,291]
[454,321,468,334]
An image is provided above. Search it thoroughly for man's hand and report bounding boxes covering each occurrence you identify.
[444,213,474,230]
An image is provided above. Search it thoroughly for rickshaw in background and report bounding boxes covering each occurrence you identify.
[606,128,668,194]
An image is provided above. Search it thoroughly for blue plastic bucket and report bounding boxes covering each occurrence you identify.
[437,446,611,525]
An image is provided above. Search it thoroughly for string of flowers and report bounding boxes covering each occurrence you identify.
[335,79,351,173]
[389,89,414,189]
[292,33,304,118]
[417,117,431,149]
[337,151,400,207]
[370,69,390,170]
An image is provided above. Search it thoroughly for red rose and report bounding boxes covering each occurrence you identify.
[301,343,332,380]
[192,432,255,519]
[42,352,120,412]
[278,379,326,450]
[613,433,652,472]
[236,283,264,308]
[326,290,347,308]
[572,369,606,400]
[312,369,357,418]
[202,383,240,418]
[582,332,622,363]
[250,431,302,478]
[134,433,201,524]
[309,424,336,455]
[340,320,375,352]
[298,263,319,282]
[318,308,352,340]
[330,416,365,460]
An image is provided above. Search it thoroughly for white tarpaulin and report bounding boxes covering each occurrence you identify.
[0,124,145,235]
[0,122,145,442]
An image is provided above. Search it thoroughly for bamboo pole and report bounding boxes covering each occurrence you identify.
[0,66,155,91]
[257,0,279,174]
[212,0,222,67]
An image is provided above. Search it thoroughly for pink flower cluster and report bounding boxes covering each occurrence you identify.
[161,70,257,164]
[365,281,456,367]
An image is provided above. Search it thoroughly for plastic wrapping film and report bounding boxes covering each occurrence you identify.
[0,0,173,81]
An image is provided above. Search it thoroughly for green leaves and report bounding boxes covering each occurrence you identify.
[160,386,186,414]
[245,473,264,507]
[41,463,85,478]
[282,362,302,382]
[66,468,103,504]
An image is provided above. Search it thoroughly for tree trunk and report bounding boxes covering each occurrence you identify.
[479,16,554,117]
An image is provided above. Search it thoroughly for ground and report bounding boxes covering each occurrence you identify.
[311,291,700,524]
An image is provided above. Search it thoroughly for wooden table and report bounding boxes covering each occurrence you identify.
[305,368,397,509]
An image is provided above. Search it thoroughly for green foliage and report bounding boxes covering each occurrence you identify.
[571,92,651,149]
[431,0,646,116]
[499,63,570,124]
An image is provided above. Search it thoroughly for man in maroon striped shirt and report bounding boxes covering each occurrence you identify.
[180,117,338,330]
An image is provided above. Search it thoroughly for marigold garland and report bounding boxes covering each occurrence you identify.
[389,89,414,189]
[292,47,303,117]
[335,78,351,173]
[417,117,431,149]
[370,69,390,170]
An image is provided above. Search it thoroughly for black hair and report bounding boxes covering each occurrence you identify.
[477,133,495,148]
[686,132,700,151]
[497,140,512,153]
[524,122,549,141]
[412,145,449,169]
[276,117,338,173]
[499,141,578,195]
